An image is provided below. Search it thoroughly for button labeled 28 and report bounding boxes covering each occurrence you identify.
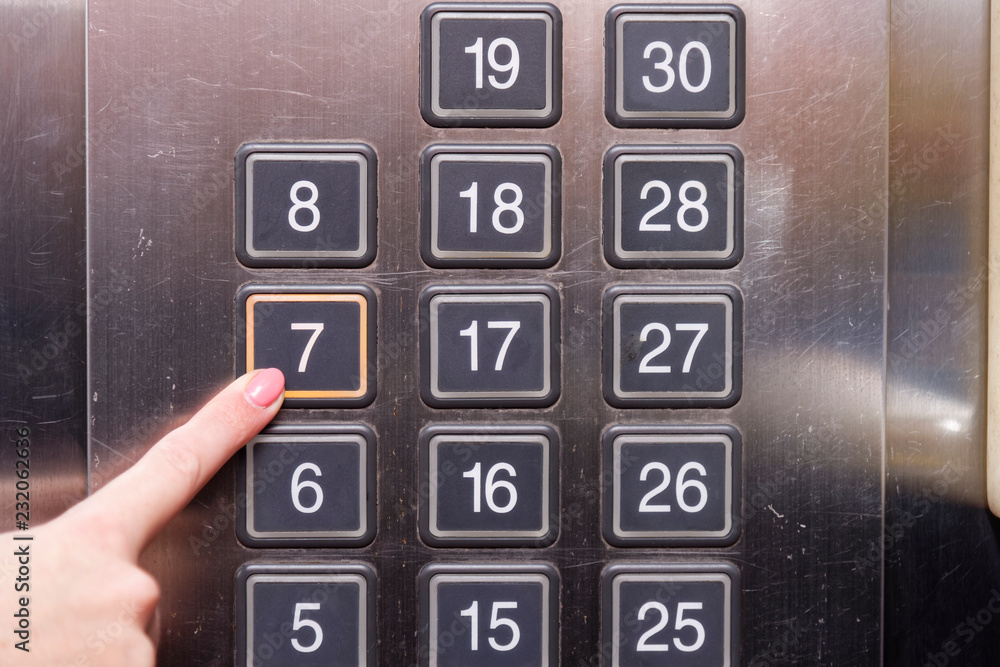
[604,145,743,268]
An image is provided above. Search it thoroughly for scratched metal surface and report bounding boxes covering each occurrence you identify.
[884,0,995,663]
[86,1,887,664]
[0,0,88,537]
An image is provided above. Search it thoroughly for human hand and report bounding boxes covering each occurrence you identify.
[0,369,285,665]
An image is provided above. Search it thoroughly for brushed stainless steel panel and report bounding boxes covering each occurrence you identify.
[87,1,887,664]
[0,0,88,540]
[885,0,994,663]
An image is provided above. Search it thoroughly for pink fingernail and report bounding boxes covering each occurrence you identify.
[245,368,285,408]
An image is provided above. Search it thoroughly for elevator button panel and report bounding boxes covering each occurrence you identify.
[235,143,377,268]
[605,4,745,128]
[419,563,560,667]
[236,564,376,667]
[603,144,743,268]
[421,144,561,267]
[237,286,377,408]
[420,2,562,127]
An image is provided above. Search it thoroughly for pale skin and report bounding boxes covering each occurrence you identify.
[0,369,285,665]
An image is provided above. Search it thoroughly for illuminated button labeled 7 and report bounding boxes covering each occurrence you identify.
[237,286,377,408]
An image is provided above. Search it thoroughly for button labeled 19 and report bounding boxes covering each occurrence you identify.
[604,287,741,408]
[421,3,562,126]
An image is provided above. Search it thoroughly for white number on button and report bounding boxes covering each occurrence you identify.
[288,180,321,232]
[638,322,709,374]
[459,320,521,371]
[638,461,709,513]
[638,180,710,233]
[290,322,324,373]
[460,600,521,651]
[636,601,706,652]
[459,182,526,234]
[290,462,324,514]
[463,461,518,513]
[642,40,712,94]
[465,37,520,90]
[290,602,324,653]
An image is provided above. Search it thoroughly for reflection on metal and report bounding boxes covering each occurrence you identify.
[886,0,993,663]
[0,0,88,528]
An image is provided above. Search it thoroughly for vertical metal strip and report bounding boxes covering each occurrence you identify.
[886,0,992,662]
[0,0,89,528]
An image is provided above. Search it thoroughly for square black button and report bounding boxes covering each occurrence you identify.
[603,286,741,408]
[422,145,561,268]
[419,424,558,547]
[603,563,740,667]
[603,145,743,268]
[237,285,377,408]
[237,424,376,548]
[421,285,559,408]
[606,5,745,128]
[421,3,562,127]
[236,143,377,268]
[602,425,740,547]
[236,564,376,667]
[420,563,559,667]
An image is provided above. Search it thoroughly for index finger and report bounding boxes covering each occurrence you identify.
[68,368,284,557]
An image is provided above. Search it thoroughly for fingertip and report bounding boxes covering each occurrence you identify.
[244,368,285,408]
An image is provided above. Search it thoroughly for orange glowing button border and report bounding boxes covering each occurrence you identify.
[238,286,377,407]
